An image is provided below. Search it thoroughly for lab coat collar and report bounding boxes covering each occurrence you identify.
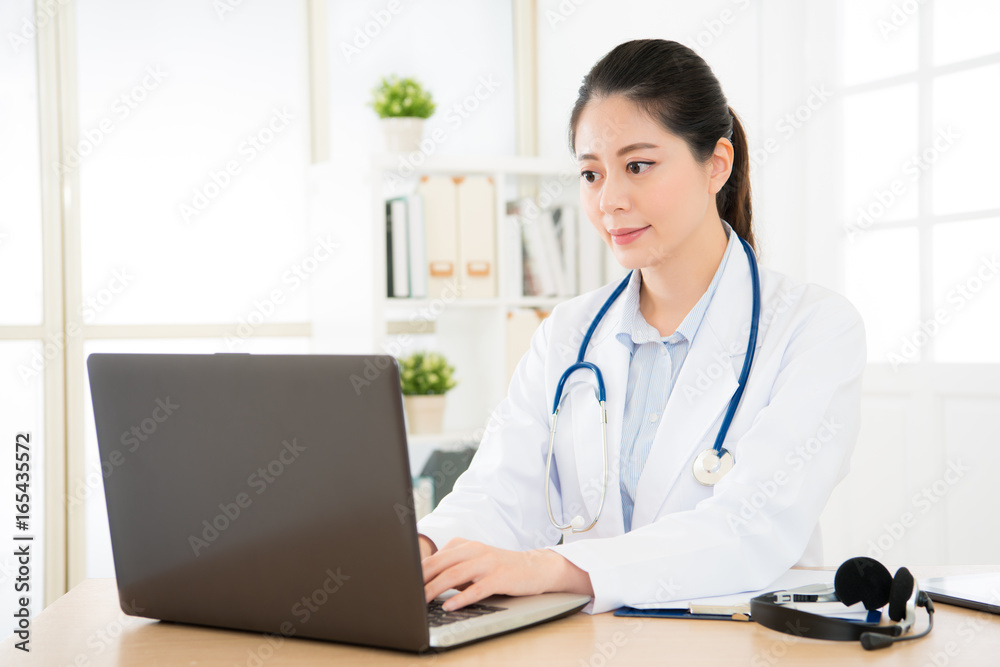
[568,232,761,536]
[614,221,737,352]
[624,237,760,528]
[585,222,740,352]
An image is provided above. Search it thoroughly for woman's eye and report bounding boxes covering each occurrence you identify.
[580,170,600,184]
[626,161,653,175]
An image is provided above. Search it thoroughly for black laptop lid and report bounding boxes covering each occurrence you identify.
[87,353,430,652]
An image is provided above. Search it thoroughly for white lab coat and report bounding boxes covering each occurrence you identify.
[417,242,866,614]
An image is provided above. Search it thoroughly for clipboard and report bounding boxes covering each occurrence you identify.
[614,607,750,621]
[611,569,881,623]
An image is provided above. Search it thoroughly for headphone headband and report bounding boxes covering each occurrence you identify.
[750,590,900,642]
[750,557,933,651]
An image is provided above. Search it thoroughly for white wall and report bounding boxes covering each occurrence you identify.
[534,1,998,569]
[534,0,828,284]
[319,1,999,570]
[316,0,519,354]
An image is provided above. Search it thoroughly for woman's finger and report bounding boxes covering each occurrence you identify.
[441,580,493,611]
[424,556,485,603]
[421,540,481,583]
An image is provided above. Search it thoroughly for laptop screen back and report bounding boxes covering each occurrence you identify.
[88,353,431,652]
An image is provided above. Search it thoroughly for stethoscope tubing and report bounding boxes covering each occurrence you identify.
[710,236,760,458]
[545,234,760,534]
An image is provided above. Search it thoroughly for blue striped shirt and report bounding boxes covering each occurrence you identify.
[615,222,735,532]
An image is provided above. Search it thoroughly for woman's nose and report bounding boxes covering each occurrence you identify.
[599,172,631,215]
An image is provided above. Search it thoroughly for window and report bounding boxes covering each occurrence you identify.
[1,4,315,620]
[822,0,1000,568]
[73,1,312,580]
[0,0,48,625]
[840,0,1000,365]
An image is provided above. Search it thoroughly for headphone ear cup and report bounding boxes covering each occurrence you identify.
[834,557,893,610]
[888,567,915,622]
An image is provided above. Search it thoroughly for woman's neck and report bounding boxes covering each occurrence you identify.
[638,217,729,337]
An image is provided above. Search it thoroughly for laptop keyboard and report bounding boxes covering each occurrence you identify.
[427,599,507,627]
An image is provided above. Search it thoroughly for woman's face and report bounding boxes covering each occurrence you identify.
[574,95,732,271]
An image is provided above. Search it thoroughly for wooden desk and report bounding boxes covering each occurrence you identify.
[4,571,1000,665]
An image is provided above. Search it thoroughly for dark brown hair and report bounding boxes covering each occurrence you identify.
[568,39,754,250]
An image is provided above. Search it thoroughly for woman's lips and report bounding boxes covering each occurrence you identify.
[608,226,649,245]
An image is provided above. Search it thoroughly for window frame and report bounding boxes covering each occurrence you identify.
[5,0,322,604]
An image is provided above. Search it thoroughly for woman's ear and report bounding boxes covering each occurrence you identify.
[708,137,734,195]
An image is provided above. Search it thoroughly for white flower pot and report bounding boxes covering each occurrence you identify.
[403,394,446,435]
[380,117,425,153]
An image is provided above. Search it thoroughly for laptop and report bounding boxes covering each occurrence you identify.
[921,574,1000,615]
[87,352,589,652]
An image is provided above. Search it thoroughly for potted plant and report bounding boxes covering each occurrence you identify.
[398,351,456,434]
[369,75,436,153]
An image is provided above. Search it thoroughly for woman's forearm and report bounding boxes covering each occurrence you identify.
[541,549,594,597]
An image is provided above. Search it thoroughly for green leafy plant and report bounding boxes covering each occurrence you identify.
[398,351,456,396]
[370,75,436,119]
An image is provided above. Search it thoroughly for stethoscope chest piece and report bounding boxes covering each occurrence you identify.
[693,448,735,486]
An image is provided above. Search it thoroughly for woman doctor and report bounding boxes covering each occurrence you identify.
[418,39,866,614]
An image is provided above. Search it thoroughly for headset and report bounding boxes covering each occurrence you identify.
[750,556,935,651]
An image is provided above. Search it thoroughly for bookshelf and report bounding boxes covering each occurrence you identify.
[369,152,620,447]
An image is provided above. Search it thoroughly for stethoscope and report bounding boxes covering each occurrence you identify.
[544,235,761,534]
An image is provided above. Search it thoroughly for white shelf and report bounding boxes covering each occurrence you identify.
[371,152,576,176]
[371,154,585,436]
[383,296,565,315]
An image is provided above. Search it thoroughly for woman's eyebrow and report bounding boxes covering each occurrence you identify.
[576,142,659,162]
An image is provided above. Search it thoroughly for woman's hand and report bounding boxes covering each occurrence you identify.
[420,537,593,610]
[418,534,437,560]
